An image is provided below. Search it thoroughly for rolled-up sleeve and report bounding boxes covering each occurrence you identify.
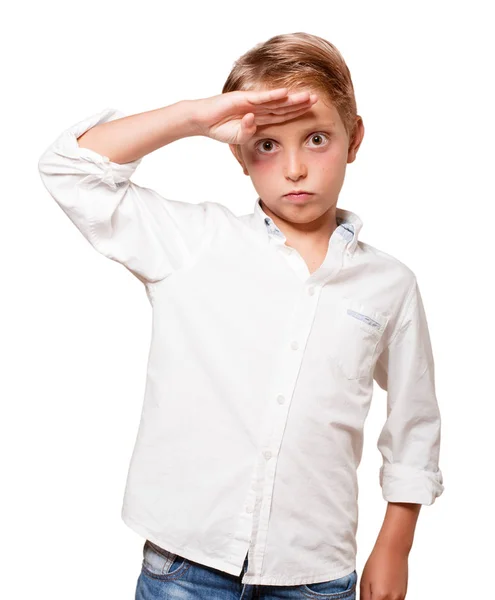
[38,107,214,284]
[373,276,444,505]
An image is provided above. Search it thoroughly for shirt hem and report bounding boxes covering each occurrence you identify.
[121,511,243,577]
[241,565,357,586]
[122,512,356,586]
[123,509,357,586]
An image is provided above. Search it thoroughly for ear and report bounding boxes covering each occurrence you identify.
[229,143,249,176]
[347,116,365,164]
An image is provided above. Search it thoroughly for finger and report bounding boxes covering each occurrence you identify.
[244,87,289,105]
[250,90,316,108]
[257,96,317,116]
[254,104,316,126]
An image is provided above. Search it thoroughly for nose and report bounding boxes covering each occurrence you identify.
[283,149,308,181]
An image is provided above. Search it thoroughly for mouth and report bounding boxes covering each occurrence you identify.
[284,191,314,202]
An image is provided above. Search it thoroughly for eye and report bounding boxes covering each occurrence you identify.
[308,133,329,147]
[256,140,276,154]
[254,132,330,154]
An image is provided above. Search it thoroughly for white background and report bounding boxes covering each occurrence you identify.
[2,1,493,598]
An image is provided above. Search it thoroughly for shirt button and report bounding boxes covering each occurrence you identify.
[308,286,315,295]
[276,394,285,404]
[291,340,299,350]
[263,450,272,460]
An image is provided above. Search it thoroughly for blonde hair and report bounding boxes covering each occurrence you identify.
[222,32,359,141]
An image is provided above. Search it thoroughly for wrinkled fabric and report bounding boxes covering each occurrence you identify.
[38,108,444,586]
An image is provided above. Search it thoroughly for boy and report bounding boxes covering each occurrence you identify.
[38,32,444,600]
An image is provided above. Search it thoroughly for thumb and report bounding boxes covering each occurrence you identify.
[360,579,372,600]
[240,112,256,138]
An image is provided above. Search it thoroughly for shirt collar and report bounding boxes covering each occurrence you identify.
[253,196,362,256]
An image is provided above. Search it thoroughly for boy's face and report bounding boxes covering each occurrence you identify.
[230,89,364,229]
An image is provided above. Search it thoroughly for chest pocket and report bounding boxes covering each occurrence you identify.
[328,297,389,380]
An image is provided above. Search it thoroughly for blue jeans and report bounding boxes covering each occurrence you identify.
[135,539,358,599]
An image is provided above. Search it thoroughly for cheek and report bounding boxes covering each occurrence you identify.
[313,156,335,177]
[252,159,273,173]
[316,148,347,173]
[247,152,274,175]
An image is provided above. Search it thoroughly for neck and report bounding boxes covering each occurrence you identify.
[261,200,338,247]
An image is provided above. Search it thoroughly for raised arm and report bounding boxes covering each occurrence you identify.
[75,100,202,165]
[37,103,214,284]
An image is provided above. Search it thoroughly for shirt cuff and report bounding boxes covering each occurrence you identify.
[379,462,444,505]
[48,107,142,187]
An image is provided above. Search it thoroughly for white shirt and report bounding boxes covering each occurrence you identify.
[38,107,444,586]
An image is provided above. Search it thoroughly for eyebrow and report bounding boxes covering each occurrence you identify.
[251,123,336,140]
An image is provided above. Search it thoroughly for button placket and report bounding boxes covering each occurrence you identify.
[250,283,322,571]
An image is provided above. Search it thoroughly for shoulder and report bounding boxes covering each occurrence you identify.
[357,239,416,288]
[357,239,413,271]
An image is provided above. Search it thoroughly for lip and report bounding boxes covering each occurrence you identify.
[284,192,314,202]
